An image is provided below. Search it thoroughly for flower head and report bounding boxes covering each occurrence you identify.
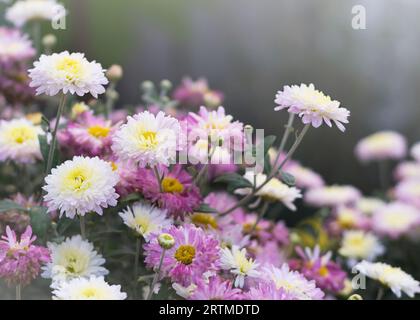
[42,235,108,285]
[118,202,172,241]
[284,162,325,189]
[29,51,108,97]
[144,224,220,286]
[220,245,260,288]
[274,83,350,131]
[235,171,302,210]
[355,131,407,162]
[0,27,35,62]
[0,226,50,286]
[304,185,361,208]
[52,276,127,300]
[395,180,420,209]
[6,0,66,27]
[355,261,420,298]
[43,156,119,218]
[263,264,324,300]
[244,281,294,300]
[173,77,224,108]
[394,162,420,181]
[0,118,43,164]
[339,230,384,261]
[189,276,242,300]
[411,142,420,162]
[112,111,180,167]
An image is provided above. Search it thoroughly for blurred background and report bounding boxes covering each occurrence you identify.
[2,0,420,192]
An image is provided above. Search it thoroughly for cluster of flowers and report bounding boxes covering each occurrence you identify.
[0,0,420,301]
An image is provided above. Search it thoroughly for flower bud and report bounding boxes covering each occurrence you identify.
[158,233,175,249]
[160,79,172,91]
[42,34,57,48]
[141,81,154,92]
[106,64,123,82]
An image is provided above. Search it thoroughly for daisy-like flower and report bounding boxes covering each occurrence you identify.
[411,142,420,162]
[41,235,108,285]
[339,230,384,261]
[354,261,420,298]
[112,111,180,167]
[355,131,407,162]
[0,226,50,286]
[135,165,201,220]
[372,202,420,239]
[118,202,172,241]
[274,83,350,132]
[28,51,108,98]
[0,118,43,164]
[394,162,420,181]
[173,77,224,108]
[289,246,346,293]
[187,106,243,149]
[220,245,260,288]
[395,180,420,209]
[244,281,294,300]
[304,185,361,208]
[52,276,127,300]
[0,27,35,62]
[144,224,220,286]
[43,156,119,218]
[6,0,66,27]
[356,197,386,216]
[263,264,325,300]
[330,206,370,232]
[189,276,242,300]
[58,111,117,157]
[284,162,325,189]
[70,102,90,119]
[235,171,302,210]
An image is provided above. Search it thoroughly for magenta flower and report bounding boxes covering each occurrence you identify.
[0,226,50,286]
[289,246,346,293]
[136,165,202,220]
[189,276,242,300]
[144,224,220,286]
[244,281,294,300]
[173,77,224,108]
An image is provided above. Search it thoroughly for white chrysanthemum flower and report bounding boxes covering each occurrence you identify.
[263,264,324,300]
[28,51,108,98]
[356,197,386,216]
[355,131,407,162]
[0,119,43,164]
[0,27,35,61]
[6,0,66,27]
[274,83,350,132]
[42,235,108,285]
[43,156,119,218]
[411,142,420,162]
[355,261,420,298]
[235,171,302,210]
[118,202,172,241]
[52,276,127,300]
[339,230,384,261]
[112,111,180,167]
[220,245,260,288]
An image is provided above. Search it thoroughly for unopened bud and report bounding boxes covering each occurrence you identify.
[158,233,175,249]
[42,34,57,48]
[106,64,123,82]
[160,79,172,91]
[141,81,154,92]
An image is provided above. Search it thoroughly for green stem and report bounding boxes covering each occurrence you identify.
[104,82,116,119]
[220,124,310,216]
[45,94,67,175]
[376,287,384,300]
[378,160,389,191]
[133,237,141,299]
[79,215,86,240]
[146,249,166,300]
[153,166,163,192]
[277,113,295,158]
[32,22,41,56]
[190,145,217,191]
[16,284,21,300]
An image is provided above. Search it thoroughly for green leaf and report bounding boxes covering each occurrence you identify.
[38,134,60,171]
[56,217,75,235]
[0,200,27,213]
[263,135,277,155]
[195,203,218,213]
[41,115,50,132]
[280,171,296,186]
[214,173,253,192]
[120,193,142,203]
[264,153,272,174]
[29,206,51,238]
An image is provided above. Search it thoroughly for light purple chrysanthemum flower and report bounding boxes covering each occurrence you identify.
[189,276,242,300]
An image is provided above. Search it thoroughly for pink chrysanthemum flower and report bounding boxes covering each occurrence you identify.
[328,206,371,234]
[136,165,202,220]
[411,142,420,162]
[304,185,361,208]
[188,106,243,152]
[394,162,420,181]
[394,180,420,209]
[284,162,325,189]
[274,83,350,132]
[355,131,407,162]
[173,77,224,109]
[58,110,117,157]
[0,226,50,286]
[244,281,294,300]
[189,276,242,300]
[0,27,35,62]
[144,224,220,286]
[289,246,346,293]
[372,202,420,239]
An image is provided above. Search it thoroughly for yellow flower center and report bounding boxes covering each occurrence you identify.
[136,129,158,150]
[191,213,217,229]
[161,177,184,193]
[88,125,111,138]
[64,167,91,192]
[56,57,83,82]
[26,112,42,125]
[81,288,98,298]
[110,162,118,171]
[174,245,196,265]
[8,125,36,144]
[318,266,329,277]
